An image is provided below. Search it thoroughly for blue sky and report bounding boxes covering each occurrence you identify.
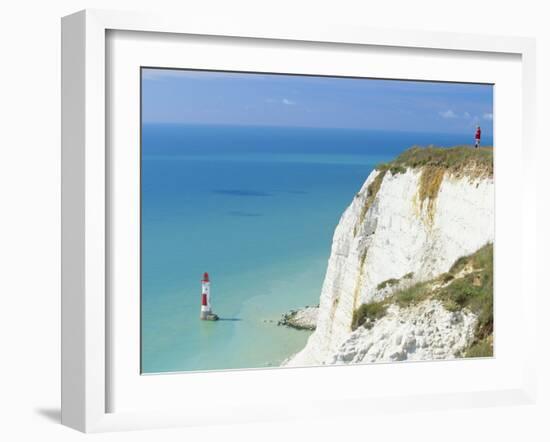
[142,68,493,135]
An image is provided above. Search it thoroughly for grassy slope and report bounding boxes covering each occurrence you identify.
[376,146,494,179]
[352,244,494,358]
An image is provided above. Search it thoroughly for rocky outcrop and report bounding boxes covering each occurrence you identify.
[278,307,319,331]
[286,148,494,366]
[329,300,477,364]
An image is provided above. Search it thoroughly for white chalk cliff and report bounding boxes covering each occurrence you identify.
[286,152,494,366]
[329,300,478,364]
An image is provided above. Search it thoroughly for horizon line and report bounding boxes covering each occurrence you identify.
[141,121,493,137]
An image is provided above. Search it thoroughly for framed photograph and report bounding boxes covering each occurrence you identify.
[61,9,537,432]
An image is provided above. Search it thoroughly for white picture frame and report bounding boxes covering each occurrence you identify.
[61,9,538,433]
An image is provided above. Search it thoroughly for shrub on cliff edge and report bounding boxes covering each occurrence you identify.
[351,301,388,331]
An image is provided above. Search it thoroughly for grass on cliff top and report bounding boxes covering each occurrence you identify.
[350,244,494,357]
[376,146,493,179]
[355,147,493,237]
[371,147,493,226]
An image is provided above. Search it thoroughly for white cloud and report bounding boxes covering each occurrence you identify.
[439,109,457,119]
[463,111,471,119]
[266,97,296,106]
[483,113,493,120]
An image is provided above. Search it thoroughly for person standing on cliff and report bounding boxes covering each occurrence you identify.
[474,125,481,148]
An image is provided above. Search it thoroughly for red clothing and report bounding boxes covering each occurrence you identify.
[475,128,481,140]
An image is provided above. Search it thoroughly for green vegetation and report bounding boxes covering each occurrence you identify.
[351,301,388,331]
[463,337,493,358]
[350,244,494,357]
[450,243,493,275]
[376,278,400,290]
[442,244,493,320]
[449,256,470,274]
[439,272,455,283]
[376,272,414,290]
[378,146,494,179]
[376,162,407,176]
[394,281,432,307]
[394,244,493,321]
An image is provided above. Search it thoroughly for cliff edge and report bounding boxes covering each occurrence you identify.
[286,146,494,366]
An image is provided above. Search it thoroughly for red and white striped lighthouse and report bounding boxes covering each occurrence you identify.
[200,272,218,321]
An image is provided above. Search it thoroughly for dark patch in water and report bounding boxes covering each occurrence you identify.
[283,190,308,195]
[212,189,272,197]
[228,211,263,217]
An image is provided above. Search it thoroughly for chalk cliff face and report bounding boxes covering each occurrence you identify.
[286,159,494,366]
[329,300,477,364]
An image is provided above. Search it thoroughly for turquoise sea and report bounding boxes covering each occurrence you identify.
[141,124,492,373]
